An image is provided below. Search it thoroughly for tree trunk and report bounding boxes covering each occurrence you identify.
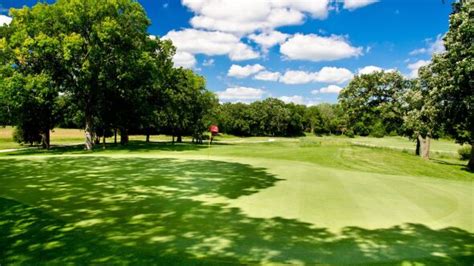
[146,132,150,143]
[418,135,430,160]
[120,128,129,145]
[415,136,421,156]
[468,144,474,171]
[177,135,182,143]
[114,129,117,144]
[84,115,94,150]
[172,135,175,144]
[102,129,106,149]
[41,129,50,149]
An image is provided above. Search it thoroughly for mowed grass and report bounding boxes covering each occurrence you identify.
[0,129,473,264]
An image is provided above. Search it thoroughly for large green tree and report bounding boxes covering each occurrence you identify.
[0,7,62,148]
[6,0,154,150]
[402,73,441,160]
[339,71,407,137]
[430,1,473,169]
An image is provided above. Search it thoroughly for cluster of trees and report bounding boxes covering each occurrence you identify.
[217,99,344,137]
[339,1,473,169]
[0,0,217,149]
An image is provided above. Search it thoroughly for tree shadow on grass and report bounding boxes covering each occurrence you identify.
[430,159,473,173]
[4,141,228,156]
[0,157,473,265]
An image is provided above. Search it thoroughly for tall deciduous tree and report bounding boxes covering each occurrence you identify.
[0,6,62,148]
[7,0,153,150]
[402,73,441,160]
[339,71,407,137]
[429,1,473,169]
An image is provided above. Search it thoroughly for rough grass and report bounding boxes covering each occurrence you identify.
[0,130,473,264]
[350,135,463,157]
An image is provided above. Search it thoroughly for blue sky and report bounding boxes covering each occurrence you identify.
[0,0,452,105]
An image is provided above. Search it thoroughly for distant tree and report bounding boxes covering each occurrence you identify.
[218,103,253,136]
[304,106,323,134]
[158,68,216,143]
[286,103,306,136]
[218,99,306,137]
[339,71,407,137]
[254,98,291,136]
[189,90,218,143]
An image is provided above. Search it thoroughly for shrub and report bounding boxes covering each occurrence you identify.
[13,126,42,145]
[344,129,355,138]
[458,145,472,160]
[370,121,385,138]
[353,122,370,136]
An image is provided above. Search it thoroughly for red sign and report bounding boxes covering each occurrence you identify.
[209,125,219,134]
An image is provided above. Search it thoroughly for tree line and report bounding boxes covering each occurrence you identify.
[216,100,344,137]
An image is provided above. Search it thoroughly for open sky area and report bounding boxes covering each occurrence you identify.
[0,0,452,104]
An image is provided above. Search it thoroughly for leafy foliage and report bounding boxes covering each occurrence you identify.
[339,71,407,137]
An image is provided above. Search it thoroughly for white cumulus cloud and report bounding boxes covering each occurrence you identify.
[227,64,265,78]
[172,51,197,68]
[280,70,315,84]
[254,70,281,81]
[162,28,259,61]
[358,65,397,75]
[279,95,305,105]
[312,85,343,94]
[314,67,353,83]
[358,65,383,75]
[343,0,378,10]
[0,15,12,25]
[182,0,331,34]
[280,33,363,62]
[248,30,289,51]
[279,95,320,106]
[216,86,266,101]
[407,60,431,78]
[279,67,353,84]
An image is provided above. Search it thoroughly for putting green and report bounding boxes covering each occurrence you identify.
[195,156,473,232]
[0,153,473,264]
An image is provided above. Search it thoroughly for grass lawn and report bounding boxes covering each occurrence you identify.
[0,130,473,264]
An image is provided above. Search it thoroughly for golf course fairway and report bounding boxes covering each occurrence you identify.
[0,139,473,265]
